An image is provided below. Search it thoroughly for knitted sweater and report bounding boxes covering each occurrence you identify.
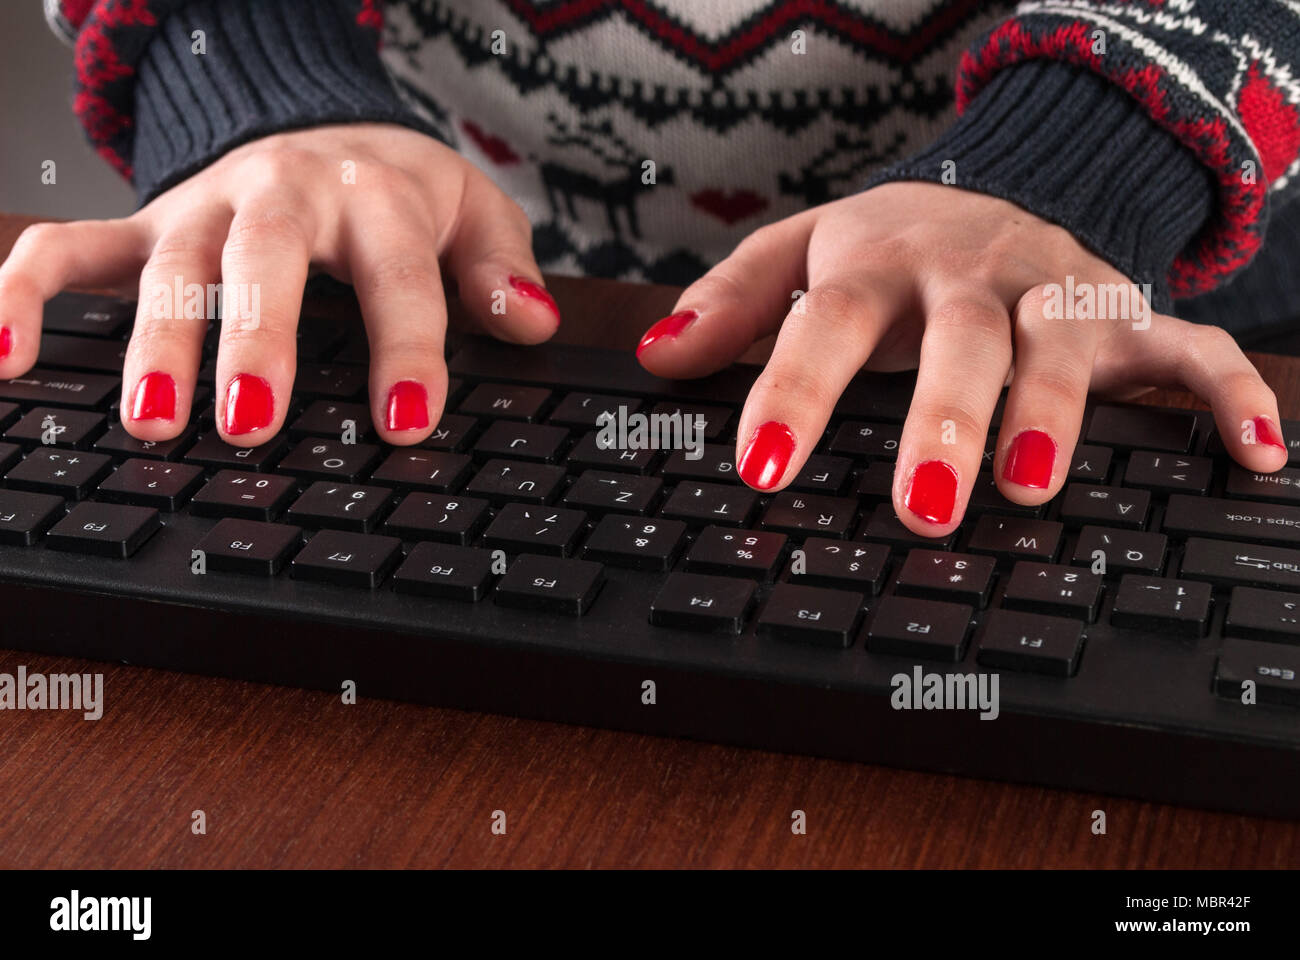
[46,0,1300,335]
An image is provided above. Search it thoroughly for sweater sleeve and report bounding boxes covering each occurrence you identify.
[47,0,446,205]
[867,0,1300,307]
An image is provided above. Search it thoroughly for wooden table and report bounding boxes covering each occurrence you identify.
[1,212,1297,869]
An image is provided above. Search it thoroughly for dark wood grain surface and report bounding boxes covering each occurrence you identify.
[1,212,1297,869]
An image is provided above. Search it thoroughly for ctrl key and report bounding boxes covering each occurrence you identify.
[650,572,755,635]
[494,554,605,615]
[1216,638,1300,707]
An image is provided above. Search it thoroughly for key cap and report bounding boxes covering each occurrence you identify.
[1224,586,1300,642]
[472,420,568,463]
[856,504,956,551]
[94,422,197,461]
[790,455,852,495]
[660,480,757,527]
[4,407,105,449]
[459,383,550,421]
[548,392,638,429]
[290,529,403,588]
[649,572,755,634]
[419,413,479,452]
[782,537,889,593]
[757,583,864,647]
[0,369,119,408]
[96,458,204,510]
[1001,562,1102,620]
[567,430,658,474]
[661,444,740,484]
[828,421,900,460]
[1070,525,1167,575]
[185,431,288,472]
[4,448,112,499]
[37,333,128,373]
[1181,538,1300,591]
[1059,483,1149,530]
[43,292,134,337]
[1208,421,1300,465]
[392,543,496,601]
[646,401,731,441]
[1123,451,1212,495]
[864,595,972,661]
[45,501,160,558]
[277,438,381,482]
[294,364,366,399]
[895,549,995,606]
[966,515,1062,562]
[0,489,64,545]
[1225,464,1300,504]
[0,403,18,432]
[562,470,661,515]
[966,472,1042,518]
[1086,404,1196,453]
[686,525,786,580]
[285,481,391,532]
[296,316,347,361]
[1067,444,1112,482]
[581,515,685,571]
[383,492,489,544]
[194,518,302,575]
[189,470,298,521]
[975,610,1085,677]
[289,400,373,441]
[1110,575,1212,637]
[760,491,856,539]
[1215,638,1300,707]
[465,458,565,505]
[853,461,894,501]
[494,553,605,615]
[370,449,471,492]
[481,503,587,557]
[0,442,20,476]
[1164,494,1300,547]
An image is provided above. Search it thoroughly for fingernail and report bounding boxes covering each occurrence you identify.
[386,379,429,431]
[0,326,10,360]
[1254,416,1287,450]
[130,371,176,421]
[905,460,959,525]
[1002,429,1056,489]
[223,373,275,435]
[508,275,560,323]
[737,421,796,490]
[636,310,697,357]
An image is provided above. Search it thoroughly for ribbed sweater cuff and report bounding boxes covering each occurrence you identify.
[866,60,1215,312]
[132,0,444,205]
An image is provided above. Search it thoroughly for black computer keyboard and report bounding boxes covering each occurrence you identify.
[2,292,1299,818]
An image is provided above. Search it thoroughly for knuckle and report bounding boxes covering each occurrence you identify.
[752,364,833,412]
[224,206,311,257]
[929,297,1006,335]
[1016,366,1088,409]
[856,235,919,267]
[359,253,439,298]
[13,222,60,254]
[239,147,317,186]
[1222,369,1269,402]
[797,281,860,325]
[145,232,221,273]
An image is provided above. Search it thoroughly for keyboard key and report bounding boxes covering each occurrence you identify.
[686,525,787,580]
[782,537,889,593]
[1070,526,1167,575]
[1086,404,1196,453]
[45,501,160,558]
[285,481,391,532]
[1123,451,1212,495]
[370,449,471,492]
[567,430,658,474]
[661,443,740,484]
[757,583,864,647]
[1181,537,1300,591]
[189,470,297,521]
[1225,464,1300,504]
[4,448,112,499]
[459,383,550,421]
[43,292,134,337]
[0,442,20,475]
[185,431,288,472]
[1059,483,1149,529]
[37,333,128,373]
[383,492,489,544]
[289,400,373,440]
[94,422,197,460]
[96,458,204,510]
[392,543,496,601]
[294,363,366,399]
[472,420,568,463]
[1164,494,1300,547]
[194,518,302,575]
[895,549,995,606]
[0,489,64,545]
[1001,562,1102,620]
[649,572,755,634]
[966,472,1042,518]
[789,455,852,495]
[494,553,605,615]
[4,407,105,449]
[290,530,403,587]
[0,403,18,432]
[647,401,731,441]
[581,515,685,571]
[277,438,381,482]
[562,470,661,515]
[828,421,900,460]
[548,392,637,429]
[660,480,757,527]
[1111,576,1212,637]
[760,491,856,538]
[420,413,479,452]
[975,610,1085,677]
[966,515,1062,562]
[1224,586,1300,642]
[856,503,955,551]
[1066,444,1112,482]
[853,461,894,500]
[481,503,587,556]
[0,369,119,408]
[465,458,565,505]
[1215,638,1300,707]
[864,595,972,661]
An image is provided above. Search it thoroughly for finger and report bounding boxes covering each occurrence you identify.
[443,174,559,344]
[636,213,816,380]
[215,192,317,443]
[894,295,1014,535]
[733,274,904,491]
[993,284,1099,503]
[0,218,152,376]
[121,205,233,439]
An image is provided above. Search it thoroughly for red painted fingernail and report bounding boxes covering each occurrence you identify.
[1002,429,1056,489]
[737,421,796,490]
[0,326,11,360]
[509,275,560,322]
[1254,416,1287,450]
[636,310,697,357]
[905,460,959,525]
[130,371,176,421]
[386,379,429,431]
[223,374,275,435]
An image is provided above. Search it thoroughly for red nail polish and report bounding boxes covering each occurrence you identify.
[130,371,176,421]
[386,379,429,431]
[0,326,10,360]
[223,374,274,435]
[905,460,959,525]
[1254,416,1287,450]
[737,421,796,490]
[636,310,697,357]
[1002,429,1056,489]
[508,275,560,322]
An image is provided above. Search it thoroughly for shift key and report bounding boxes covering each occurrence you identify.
[0,369,119,409]
[1163,495,1300,547]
